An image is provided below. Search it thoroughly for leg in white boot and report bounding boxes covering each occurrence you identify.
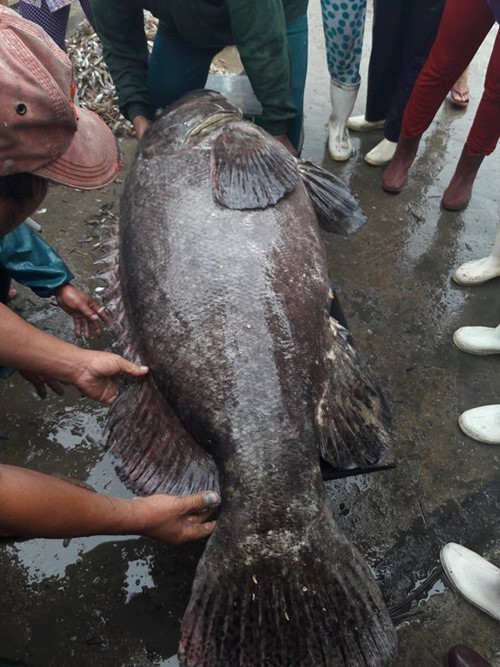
[328,80,360,161]
[458,405,500,444]
[453,323,500,355]
[453,225,500,285]
[320,0,367,161]
[440,543,500,620]
[364,138,397,166]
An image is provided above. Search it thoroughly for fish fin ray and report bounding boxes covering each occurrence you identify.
[93,215,141,361]
[179,510,397,666]
[316,317,393,469]
[95,217,219,495]
[210,122,299,210]
[107,378,219,496]
[297,159,366,234]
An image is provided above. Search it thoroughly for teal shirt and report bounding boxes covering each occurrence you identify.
[91,0,308,135]
[0,222,74,379]
[0,223,73,299]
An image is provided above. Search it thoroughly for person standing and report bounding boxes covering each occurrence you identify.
[91,0,308,153]
[0,5,220,543]
[0,221,110,341]
[347,0,450,166]
[20,0,96,51]
[382,0,500,210]
[320,0,368,161]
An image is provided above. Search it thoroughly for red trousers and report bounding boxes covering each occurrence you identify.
[402,0,500,155]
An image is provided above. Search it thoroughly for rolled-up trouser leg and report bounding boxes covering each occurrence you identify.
[465,27,500,156]
[384,0,445,142]
[321,0,367,87]
[402,0,494,140]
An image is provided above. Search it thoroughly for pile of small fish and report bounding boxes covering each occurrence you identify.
[66,16,230,137]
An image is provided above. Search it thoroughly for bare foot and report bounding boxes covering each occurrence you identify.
[448,69,471,108]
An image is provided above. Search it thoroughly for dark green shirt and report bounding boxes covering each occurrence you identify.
[91,0,308,135]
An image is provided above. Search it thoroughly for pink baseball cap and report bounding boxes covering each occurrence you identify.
[0,5,121,189]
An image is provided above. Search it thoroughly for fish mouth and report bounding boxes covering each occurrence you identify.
[183,109,242,143]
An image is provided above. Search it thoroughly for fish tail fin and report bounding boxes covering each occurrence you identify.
[297,159,366,235]
[179,508,397,666]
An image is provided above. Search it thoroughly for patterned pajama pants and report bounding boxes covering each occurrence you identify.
[20,0,96,51]
[320,0,367,86]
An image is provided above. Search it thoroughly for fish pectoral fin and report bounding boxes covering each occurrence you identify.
[297,159,366,235]
[107,377,219,496]
[210,122,299,210]
[316,317,393,470]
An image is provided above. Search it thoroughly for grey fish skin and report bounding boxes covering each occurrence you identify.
[114,90,397,666]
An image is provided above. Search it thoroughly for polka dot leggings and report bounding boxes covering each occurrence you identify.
[20,0,96,52]
[321,0,367,86]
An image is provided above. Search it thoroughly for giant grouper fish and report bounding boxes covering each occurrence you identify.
[102,89,398,666]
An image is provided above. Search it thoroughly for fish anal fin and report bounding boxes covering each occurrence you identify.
[107,377,219,496]
[210,122,299,210]
[316,317,393,470]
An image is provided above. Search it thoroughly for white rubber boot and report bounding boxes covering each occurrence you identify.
[458,405,500,444]
[453,324,500,355]
[440,543,500,621]
[453,225,500,285]
[347,115,385,132]
[364,138,397,166]
[328,80,360,162]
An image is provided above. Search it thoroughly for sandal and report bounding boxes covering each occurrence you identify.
[448,86,471,108]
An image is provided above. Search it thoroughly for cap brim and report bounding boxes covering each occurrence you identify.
[33,107,122,190]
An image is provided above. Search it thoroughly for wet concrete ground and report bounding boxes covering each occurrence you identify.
[1,2,500,666]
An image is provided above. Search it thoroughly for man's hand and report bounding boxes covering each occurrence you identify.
[132,115,151,141]
[274,134,298,157]
[72,352,149,404]
[0,303,147,405]
[132,491,220,544]
[19,370,65,399]
[55,284,111,338]
[0,464,219,543]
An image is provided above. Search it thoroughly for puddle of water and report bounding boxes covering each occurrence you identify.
[6,451,134,583]
[123,556,155,603]
[158,656,179,667]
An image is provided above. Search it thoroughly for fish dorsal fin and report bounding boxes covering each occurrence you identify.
[210,122,299,210]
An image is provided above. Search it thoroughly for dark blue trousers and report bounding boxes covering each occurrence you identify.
[365,0,446,142]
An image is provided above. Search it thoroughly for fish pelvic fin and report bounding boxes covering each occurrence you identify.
[297,159,366,234]
[178,505,397,666]
[316,317,393,470]
[210,122,299,210]
[108,377,219,496]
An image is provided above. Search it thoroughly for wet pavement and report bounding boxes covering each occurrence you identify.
[1,2,500,666]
